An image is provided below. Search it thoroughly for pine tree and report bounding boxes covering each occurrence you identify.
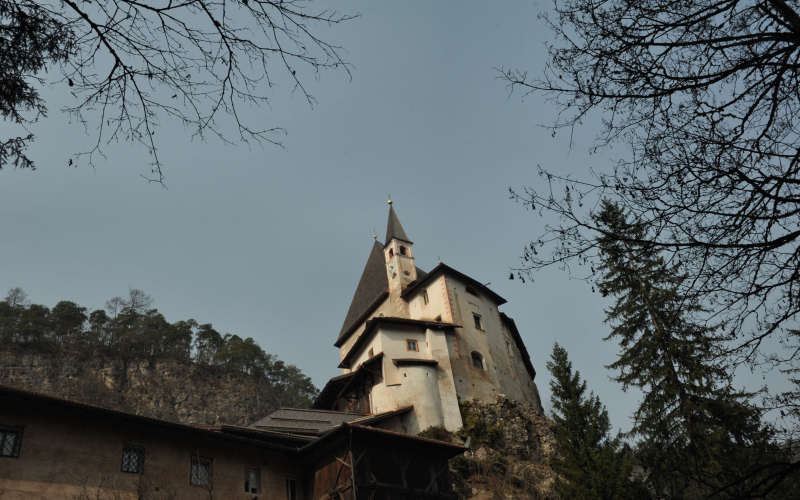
[594,200,794,497]
[547,342,643,499]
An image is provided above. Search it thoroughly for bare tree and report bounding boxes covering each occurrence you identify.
[1,0,356,182]
[4,287,29,307]
[503,1,800,389]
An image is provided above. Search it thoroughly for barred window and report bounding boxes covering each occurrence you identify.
[121,445,144,473]
[0,426,22,458]
[190,455,212,487]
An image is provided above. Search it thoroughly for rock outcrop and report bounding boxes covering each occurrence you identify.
[450,397,555,499]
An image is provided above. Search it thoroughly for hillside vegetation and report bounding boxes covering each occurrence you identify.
[0,288,317,424]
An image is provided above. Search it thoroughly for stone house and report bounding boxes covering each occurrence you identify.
[0,385,462,499]
[313,203,543,433]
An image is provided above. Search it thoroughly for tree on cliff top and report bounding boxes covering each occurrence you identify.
[1,287,318,407]
[504,0,800,416]
[1,0,355,182]
[547,342,641,499]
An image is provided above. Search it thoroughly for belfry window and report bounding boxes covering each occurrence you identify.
[399,245,407,256]
[473,313,483,331]
[389,248,394,257]
[422,290,429,305]
[471,352,484,370]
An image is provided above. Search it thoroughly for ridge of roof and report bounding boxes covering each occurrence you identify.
[385,205,412,245]
[402,262,507,305]
[336,241,389,345]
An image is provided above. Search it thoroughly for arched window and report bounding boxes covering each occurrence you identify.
[388,248,394,257]
[471,351,484,370]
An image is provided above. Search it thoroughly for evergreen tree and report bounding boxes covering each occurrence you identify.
[594,200,795,497]
[547,342,642,499]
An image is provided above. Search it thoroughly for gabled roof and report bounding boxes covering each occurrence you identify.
[385,204,412,244]
[402,262,507,305]
[337,241,389,345]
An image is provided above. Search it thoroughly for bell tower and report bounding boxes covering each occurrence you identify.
[383,201,417,292]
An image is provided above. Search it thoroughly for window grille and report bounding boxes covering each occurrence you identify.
[121,445,144,473]
[191,455,212,487]
[0,427,22,458]
[406,339,418,351]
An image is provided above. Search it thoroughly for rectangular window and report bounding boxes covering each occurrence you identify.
[0,426,22,458]
[121,445,145,473]
[190,455,212,487]
[286,478,297,500]
[245,467,260,493]
[422,290,429,305]
[473,313,483,331]
[406,339,419,352]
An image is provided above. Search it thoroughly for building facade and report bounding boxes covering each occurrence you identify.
[314,203,543,434]
[0,385,462,499]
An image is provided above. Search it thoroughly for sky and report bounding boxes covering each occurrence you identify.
[0,1,743,432]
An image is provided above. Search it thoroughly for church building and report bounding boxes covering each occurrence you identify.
[314,203,543,434]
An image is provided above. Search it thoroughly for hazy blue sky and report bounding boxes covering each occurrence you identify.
[1,1,732,431]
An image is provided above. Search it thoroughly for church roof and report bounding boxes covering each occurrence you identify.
[336,241,390,346]
[385,205,412,244]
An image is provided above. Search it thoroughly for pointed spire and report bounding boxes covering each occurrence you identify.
[385,201,412,245]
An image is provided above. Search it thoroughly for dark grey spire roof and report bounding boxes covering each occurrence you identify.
[385,205,412,245]
[336,241,389,345]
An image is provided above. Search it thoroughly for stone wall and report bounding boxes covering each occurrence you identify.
[0,345,282,425]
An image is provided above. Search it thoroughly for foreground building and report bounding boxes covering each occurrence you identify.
[0,385,462,499]
[314,203,543,433]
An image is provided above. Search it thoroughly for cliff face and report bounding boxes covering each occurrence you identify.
[452,397,556,499]
[0,345,283,425]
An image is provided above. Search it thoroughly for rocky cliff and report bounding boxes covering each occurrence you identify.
[421,396,556,499]
[0,345,287,425]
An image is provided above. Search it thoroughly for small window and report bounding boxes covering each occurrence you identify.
[399,245,407,256]
[286,478,297,500]
[466,286,478,296]
[121,445,145,473]
[245,467,260,493]
[190,455,212,487]
[406,339,418,352]
[471,352,484,370]
[388,248,394,257]
[473,313,483,331]
[0,426,23,458]
[422,290,429,305]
